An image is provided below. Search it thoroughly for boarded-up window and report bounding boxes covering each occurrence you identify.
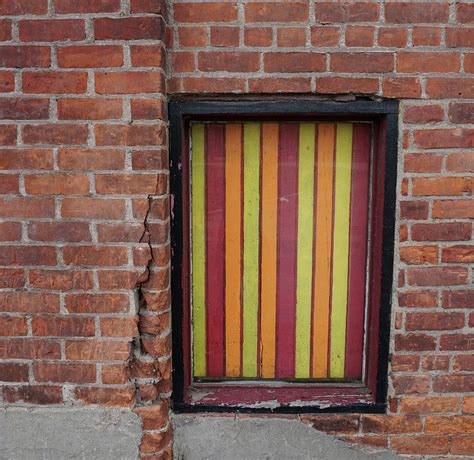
[190,122,372,383]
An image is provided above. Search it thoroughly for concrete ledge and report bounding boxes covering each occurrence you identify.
[0,406,141,460]
[172,414,399,459]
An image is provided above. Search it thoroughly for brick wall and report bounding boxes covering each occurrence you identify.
[0,0,473,457]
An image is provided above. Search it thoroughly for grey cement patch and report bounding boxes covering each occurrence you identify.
[172,414,399,460]
[0,406,141,460]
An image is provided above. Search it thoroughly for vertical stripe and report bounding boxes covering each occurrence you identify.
[345,124,371,380]
[260,123,279,379]
[191,123,206,377]
[225,124,242,377]
[276,124,299,379]
[205,125,226,377]
[295,123,316,379]
[330,123,353,378]
[312,123,335,379]
[242,123,260,377]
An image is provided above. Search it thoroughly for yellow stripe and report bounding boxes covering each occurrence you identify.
[242,123,260,377]
[330,123,353,378]
[191,124,206,377]
[295,123,316,378]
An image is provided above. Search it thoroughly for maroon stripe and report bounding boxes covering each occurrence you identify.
[205,124,226,377]
[275,124,299,379]
[345,124,371,380]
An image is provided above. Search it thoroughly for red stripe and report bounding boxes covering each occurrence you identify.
[345,124,371,380]
[275,124,299,379]
[205,124,225,377]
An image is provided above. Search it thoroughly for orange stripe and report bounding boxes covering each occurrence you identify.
[225,124,242,377]
[260,123,278,379]
[312,123,335,379]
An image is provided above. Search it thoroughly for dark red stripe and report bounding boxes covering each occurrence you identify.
[275,124,299,379]
[345,124,371,380]
[205,124,225,377]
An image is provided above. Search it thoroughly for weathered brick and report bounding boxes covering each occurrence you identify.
[57,45,123,68]
[19,20,85,42]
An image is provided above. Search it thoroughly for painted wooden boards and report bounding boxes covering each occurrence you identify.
[191,122,371,381]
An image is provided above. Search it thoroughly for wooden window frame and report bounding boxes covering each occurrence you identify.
[170,99,398,414]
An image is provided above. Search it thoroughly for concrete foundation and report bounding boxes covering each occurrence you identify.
[0,407,142,460]
[172,414,399,460]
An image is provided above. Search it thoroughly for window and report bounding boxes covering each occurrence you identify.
[170,100,398,413]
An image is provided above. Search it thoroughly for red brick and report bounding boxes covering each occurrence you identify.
[385,2,449,23]
[0,268,25,288]
[58,98,122,120]
[211,26,240,47]
[0,222,21,242]
[0,0,48,15]
[464,397,474,413]
[66,340,131,361]
[54,0,120,13]
[361,415,422,434]
[378,27,407,47]
[25,173,89,195]
[57,45,123,68]
[94,17,164,40]
[317,77,378,94]
[415,128,474,149]
[442,245,474,263]
[412,222,471,242]
[100,317,138,338]
[34,362,96,383]
[61,198,125,219]
[0,71,14,92]
[400,201,429,219]
[277,27,306,47]
[0,125,16,145]
[264,52,325,73]
[442,290,473,309]
[102,364,129,384]
[19,19,84,42]
[391,355,419,372]
[421,355,450,371]
[179,76,245,93]
[199,51,260,72]
[2,386,62,404]
[28,222,91,243]
[23,124,88,145]
[398,290,438,308]
[0,46,50,68]
[244,27,274,48]
[408,267,468,286]
[395,333,437,351]
[400,246,437,265]
[0,98,49,120]
[457,2,474,23]
[466,54,474,73]
[0,338,60,359]
[0,149,53,170]
[131,149,167,170]
[95,71,164,94]
[130,99,163,120]
[406,153,443,173]
[412,26,441,46]
[32,316,95,337]
[0,197,54,218]
[427,416,474,434]
[98,270,145,290]
[249,77,311,93]
[171,51,195,73]
[426,78,474,98]
[311,26,340,46]
[245,2,308,23]
[412,177,472,197]
[453,355,474,372]
[391,436,448,455]
[432,200,474,218]
[383,77,422,98]
[135,402,169,430]
[345,26,374,47]
[0,291,59,313]
[406,312,464,331]
[139,313,170,336]
[0,316,27,336]
[440,334,474,351]
[66,293,130,314]
[95,173,164,195]
[0,246,57,266]
[140,428,172,453]
[178,26,208,47]
[403,104,444,123]
[0,363,29,382]
[0,174,19,193]
[449,102,474,124]
[74,387,135,406]
[63,246,128,267]
[58,148,124,170]
[397,51,460,72]
[434,375,474,393]
[97,223,144,242]
[392,375,429,394]
[23,70,87,93]
[446,27,474,47]
[131,45,165,67]
[315,2,379,23]
[451,437,474,455]
[175,3,237,23]
[331,52,393,73]
[141,334,171,358]
[131,0,165,15]
[29,270,94,291]
[95,124,165,147]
